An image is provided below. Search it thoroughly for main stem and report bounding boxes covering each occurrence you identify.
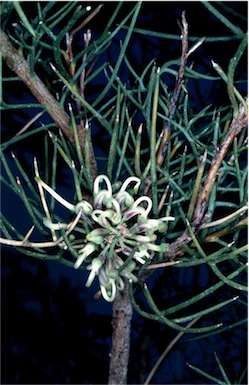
[108,279,133,385]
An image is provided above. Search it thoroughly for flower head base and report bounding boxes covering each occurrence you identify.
[36,174,174,302]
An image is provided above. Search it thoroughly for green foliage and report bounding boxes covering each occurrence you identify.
[0,1,247,382]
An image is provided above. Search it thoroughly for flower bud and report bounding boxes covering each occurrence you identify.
[94,175,112,198]
[107,269,119,280]
[94,190,111,209]
[74,243,97,269]
[98,267,109,287]
[117,276,125,291]
[75,200,93,215]
[123,207,147,221]
[115,191,134,208]
[86,228,108,244]
[135,234,157,243]
[100,279,116,302]
[120,176,141,193]
[124,261,136,273]
[85,257,103,287]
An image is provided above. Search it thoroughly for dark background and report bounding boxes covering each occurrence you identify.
[1,2,247,384]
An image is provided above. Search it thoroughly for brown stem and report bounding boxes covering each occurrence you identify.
[108,280,132,385]
[0,30,73,140]
[156,11,188,168]
[0,29,97,177]
[161,103,248,262]
[144,12,188,197]
[192,107,248,228]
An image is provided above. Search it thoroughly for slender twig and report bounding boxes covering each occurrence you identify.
[0,209,83,248]
[201,205,247,229]
[192,103,248,228]
[80,29,91,101]
[144,316,201,385]
[158,184,170,213]
[34,158,57,242]
[162,101,247,260]
[145,260,181,270]
[2,110,45,150]
[156,12,188,169]
[0,30,73,140]
[65,32,74,77]
[143,12,188,197]
[227,35,248,118]
[203,217,247,243]
[187,150,207,221]
[12,2,36,37]
[70,4,103,37]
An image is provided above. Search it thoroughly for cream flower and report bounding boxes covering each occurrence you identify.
[35,174,174,302]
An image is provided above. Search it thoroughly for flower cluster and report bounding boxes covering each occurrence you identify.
[36,174,174,302]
